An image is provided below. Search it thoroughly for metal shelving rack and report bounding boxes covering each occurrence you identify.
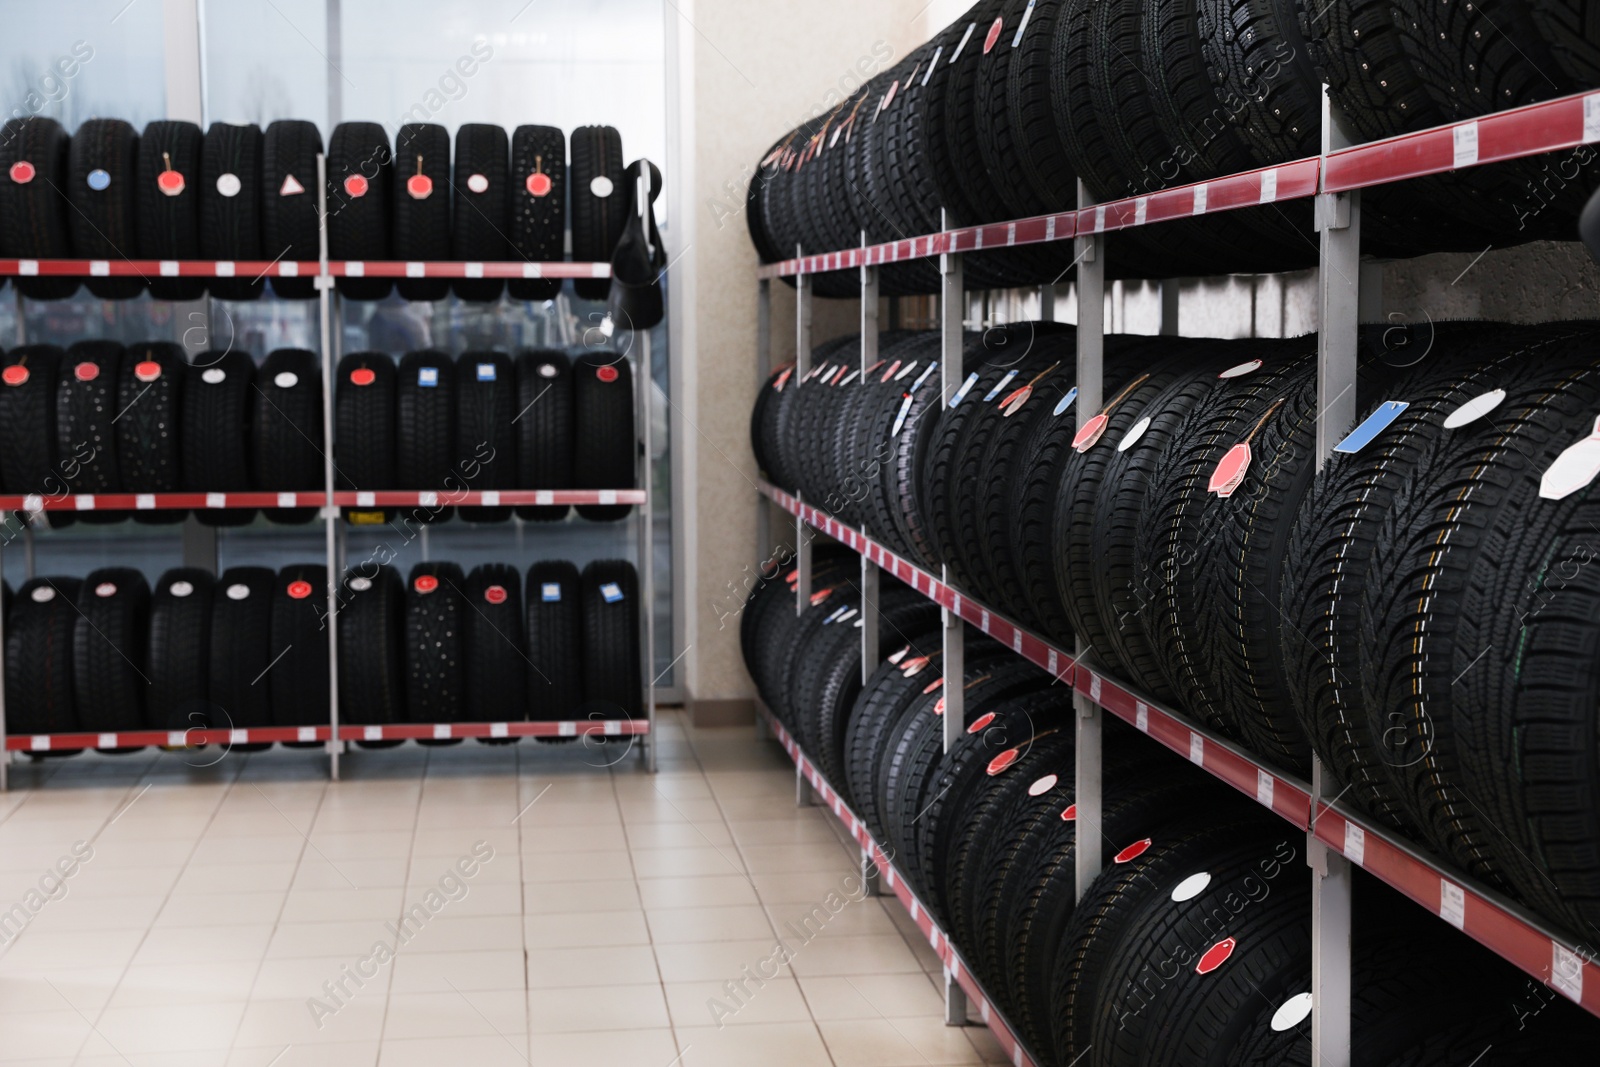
[753,87,1600,1064]
[0,156,659,785]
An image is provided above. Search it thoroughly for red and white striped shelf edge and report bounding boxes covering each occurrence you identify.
[758,705,1040,1067]
[0,489,645,513]
[5,719,648,752]
[758,479,1600,1017]
[0,259,610,279]
[754,89,1600,280]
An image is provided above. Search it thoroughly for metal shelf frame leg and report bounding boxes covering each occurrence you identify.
[939,212,966,754]
[1074,179,1107,901]
[315,152,342,783]
[859,233,882,682]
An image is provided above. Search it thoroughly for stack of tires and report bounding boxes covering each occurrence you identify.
[746,0,1600,292]
[0,116,634,301]
[743,576,1600,1065]
[4,558,643,748]
[752,319,1600,945]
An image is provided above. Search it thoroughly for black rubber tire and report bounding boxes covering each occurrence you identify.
[146,568,215,732]
[0,117,77,299]
[451,123,509,303]
[6,577,82,735]
[337,564,405,727]
[268,564,329,731]
[572,352,635,521]
[569,125,625,301]
[513,350,574,522]
[210,567,275,729]
[1196,0,1324,165]
[199,122,265,301]
[507,125,567,302]
[463,563,526,730]
[182,349,256,527]
[526,560,585,728]
[72,568,149,733]
[326,121,393,301]
[1533,0,1600,85]
[136,120,204,300]
[404,562,466,729]
[841,636,942,839]
[390,122,452,302]
[116,341,186,525]
[395,350,457,523]
[252,348,323,524]
[67,118,143,299]
[262,119,322,299]
[335,351,397,494]
[580,560,642,725]
[454,350,515,522]
[0,345,62,494]
[56,341,124,521]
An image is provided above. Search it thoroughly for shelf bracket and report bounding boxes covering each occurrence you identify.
[943,967,969,1027]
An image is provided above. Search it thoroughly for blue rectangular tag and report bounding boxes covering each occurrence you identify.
[1334,400,1408,454]
[541,583,561,602]
[419,367,439,388]
[476,363,496,382]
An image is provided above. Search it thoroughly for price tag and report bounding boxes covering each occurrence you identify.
[433,724,452,739]
[1089,675,1101,702]
[278,493,297,508]
[90,260,110,276]
[216,262,236,277]
[1344,822,1365,865]
[98,733,117,749]
[605,720,622,735]
[491,722,509,738]
[1552,943,1585,1002]
[160,261,179,277]
[406,262,425,278]
[1440,879,1465,928]
[167,731,185,746]
[948,372,979,408]
[18,260,37,275]
[346,261,365,277]
[1259,168,1278,203]
[229,729,248,744]
[465,262,484,278]
[75,495,95,511]
[206,493,226,509]
[1135,702,1149,732]
[297,727,316,742]
[419,491,438,507]
[535,490,554,505]
[1540,416,1600,500]
[280,261,299,277]
[365,725,383,741]
[1586,93,1600,143]
[136,494,156,510]
[1257,770,1274,807]
[1134,197,1148,226]
[1189,733,1204,765]
[1334,401,1409,454]
[481,490,500,507]
[599,490,618,505]
[1192,184,1208,214]
[30,736,49,751]
[1453,121,1480,167]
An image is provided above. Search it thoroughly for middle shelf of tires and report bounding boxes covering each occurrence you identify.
[741,560,1600,1067]
[4,558,642,748]
[750,319,1600,948]
[0,342,637,525]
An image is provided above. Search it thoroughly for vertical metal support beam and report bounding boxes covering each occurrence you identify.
[638,329,658,772]
[1039,283,1056,323]
[861,231,879,375]
[859,847,882,897]
[1159,280,1181,336]
[315,152,341,783]
[756,279,773,565]
[858,233,882,678]
[794,250,813,619]
[796,761,816,807]
[943,968,968,1027]
[939,212,966,754]
[1075,179,1107,901]
[860,556,879,685]
[0,515,7,791]
[1310,83,1359,1067]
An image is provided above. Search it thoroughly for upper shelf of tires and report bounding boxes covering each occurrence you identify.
[745,0,1600,294]
[0,117,638,297]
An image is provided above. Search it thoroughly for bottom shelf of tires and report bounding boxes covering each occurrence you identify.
[742,553,1600,1067]
[3,558,644,756]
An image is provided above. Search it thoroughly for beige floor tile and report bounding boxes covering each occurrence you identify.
[727,818,841,846]
[518,1028,679,1067]
[524,909,650,948]
[248,956,390,1001]
[646,903,776,944]
[93,1001,246,1055]
[376,1034,532,1066]
[394,915,521,954]
[620,797,726,825]
[520,849,635,883]
[799,973,944,1019]
[133,923,275,966]
[225,1043,380,1067]
[526,982,671,1033]
[301,831,415,860]
[266,920,392,960]
[278,888,405,923]
[0,966,122,1014]
[0,1009,95,1059]
[621,820,735,849]
[741,842,857,875]
[108,959,261,1007]
[175,862,297,895]
[0,928,144,971]
[637,874,761,909]
[290,857,410,891]
[768,899,902,938]
[819,1016,982,1066]
[154,892,286,927]
[233,995,388,1046]
[665,977,812,1028]
[676,1021,834,1067]
[523,877,640,914]
[188,834,306,865]
[387,949,526,995]
[525,945,661,989]
[380,989,525,1040]
[654,939,791,984]
[34,893,166,931]
[517,824,629,852]
[784,935,926,977]
[632,845,747,879]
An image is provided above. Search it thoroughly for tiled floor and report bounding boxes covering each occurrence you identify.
[0,714,1007,1065]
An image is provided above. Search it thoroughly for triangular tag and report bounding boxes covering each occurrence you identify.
[1072,413,1110,452]
[1210,442,1252,497]
[280,173,305,196]
[1540,416,1600,501]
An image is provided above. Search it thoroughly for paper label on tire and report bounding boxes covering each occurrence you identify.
[1540,416,1600,500]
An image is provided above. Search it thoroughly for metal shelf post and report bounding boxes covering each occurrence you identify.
[794,245,812,620]
[859,232,881,681]
[1310,83,1362,1067]
[637,327,658,772]
[1074,179,1107,901]
[315,153,342,783]
[939,211,965,755]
